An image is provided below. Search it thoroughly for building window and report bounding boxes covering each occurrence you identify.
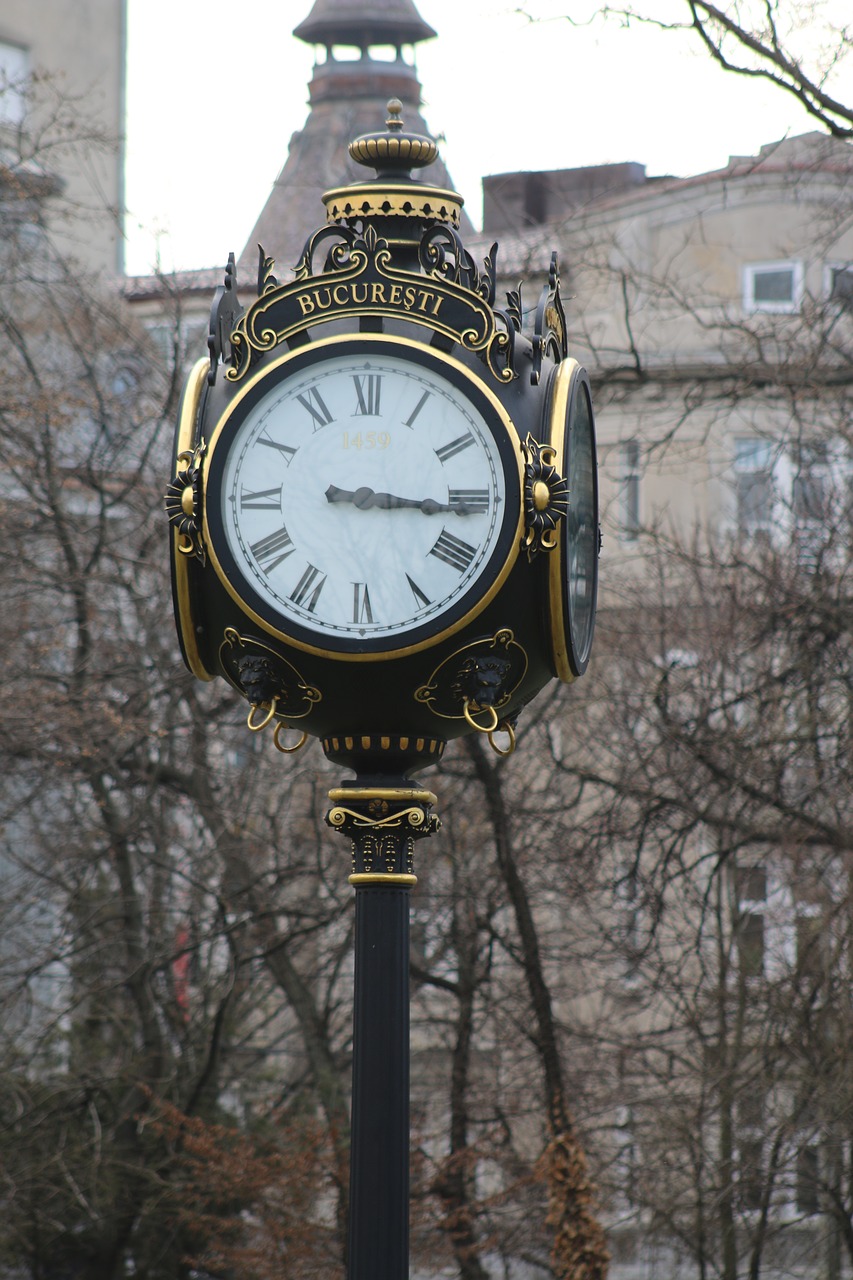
[795,914,826,981]
[792,442,830,524]
[736,1086,766,1210]
[736,866,767,903]
[826,264,853,307]
[619,440,641,541]
[738,913,765,977]
[735,862,766,978]
[0,40,29,127]
[796,1144,820,1215]
[743,261,803,314]
[733,438,774,536]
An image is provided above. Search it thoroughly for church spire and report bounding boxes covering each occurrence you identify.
[237,0,467,281]
[293,0,437,51]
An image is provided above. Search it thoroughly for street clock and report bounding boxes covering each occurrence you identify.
[167,101,599,774]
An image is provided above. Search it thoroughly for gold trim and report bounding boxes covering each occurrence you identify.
[328,804,430,831]
[173,358,214,682]
[414,628,528,721]
[202,334,526,663]
[546,360,580,684]
[348,137,438,167]
[463,700,499,733]
[323,183,463,227]
[348,873,418,887]
[273,724,309,754]
[329,787,437,804]
[489,720,517,758]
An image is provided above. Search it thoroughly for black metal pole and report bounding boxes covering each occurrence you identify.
[326,779,440,1280]
[348,877,412,1278]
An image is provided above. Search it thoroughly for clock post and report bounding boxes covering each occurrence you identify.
[166,100,599,1279]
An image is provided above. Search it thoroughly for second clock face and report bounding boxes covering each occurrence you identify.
[205,338,523,655]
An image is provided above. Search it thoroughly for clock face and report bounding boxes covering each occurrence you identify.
[546,359,599,679]
[204,337,523,656]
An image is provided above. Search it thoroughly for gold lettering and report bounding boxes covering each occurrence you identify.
[432,295,444,316]
[315,287,332,310]
[297,294,315,316]
[351,283,368,305]
[416,290,433,312]
[389,284,403,305]
[332,284,349,305]
[403,286,416,310]
[371,283,388,304]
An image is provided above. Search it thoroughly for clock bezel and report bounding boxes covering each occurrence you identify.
[202,333,525,661]
[546,358,600,680]
[170,355,215,682]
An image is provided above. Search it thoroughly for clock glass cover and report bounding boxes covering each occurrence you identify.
[204,338,523,655]
[566,375,598,669]
[547,359,599,679]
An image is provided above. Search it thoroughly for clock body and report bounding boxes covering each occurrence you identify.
[171,331,572,750]
[171,321,599,761]
[545,358,600,680]
[203,334,524,658]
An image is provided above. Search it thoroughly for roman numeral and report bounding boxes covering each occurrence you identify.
[404,389,431,427]
[257,432,297,464]
[240,485,282,511]
[250,525,294,574]
[291,563,326,612]
[296,386,334,430]
[449,488,489,514]
[352,373,382,416]
[406,574,431,609]
[429,529,477,573]
[352,582,374,623]
[435,432,474,463]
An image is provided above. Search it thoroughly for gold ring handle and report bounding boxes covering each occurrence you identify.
[462,699,500,734]
[247,699,278,732]
[273,723,308,754]
[488,720,517,758]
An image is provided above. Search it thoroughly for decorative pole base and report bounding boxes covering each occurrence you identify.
[325,741,440,1280]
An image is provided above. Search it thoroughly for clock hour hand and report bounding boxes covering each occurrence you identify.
[325,484,474,515]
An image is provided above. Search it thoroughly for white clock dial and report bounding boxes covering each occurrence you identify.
[206,340,522,654]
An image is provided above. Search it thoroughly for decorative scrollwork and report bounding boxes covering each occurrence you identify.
[505,282,523,333]
[415,629,528,723]
[207,254,243,387]
[292,224,358,282]
[522,433,569,559]
[531,251,568,386]
[219,629,321,754]
[164,440,206,563]
[418,226,494,303]
[327,804,435,834]
[325,785,440,878]
[256,244,279,295]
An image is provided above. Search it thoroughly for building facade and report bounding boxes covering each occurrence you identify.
[0,0,126,276]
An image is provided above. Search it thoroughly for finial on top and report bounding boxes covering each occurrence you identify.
[349,98,438,176]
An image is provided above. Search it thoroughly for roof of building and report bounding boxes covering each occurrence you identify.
[293,0,437,48]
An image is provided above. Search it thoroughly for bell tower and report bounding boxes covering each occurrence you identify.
[238,0,468,281]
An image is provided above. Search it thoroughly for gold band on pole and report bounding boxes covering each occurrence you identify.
[348,873,418,888]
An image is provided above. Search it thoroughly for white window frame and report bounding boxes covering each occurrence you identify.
[0,39,29,127]
[742,260,803,314]
[733,436,776,537]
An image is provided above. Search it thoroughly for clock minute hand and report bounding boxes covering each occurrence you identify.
[325,484,473,515]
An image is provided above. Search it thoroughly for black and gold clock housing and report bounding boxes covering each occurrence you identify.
[167,101,599,774]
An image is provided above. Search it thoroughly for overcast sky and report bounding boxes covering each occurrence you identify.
[124,0,843,276]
